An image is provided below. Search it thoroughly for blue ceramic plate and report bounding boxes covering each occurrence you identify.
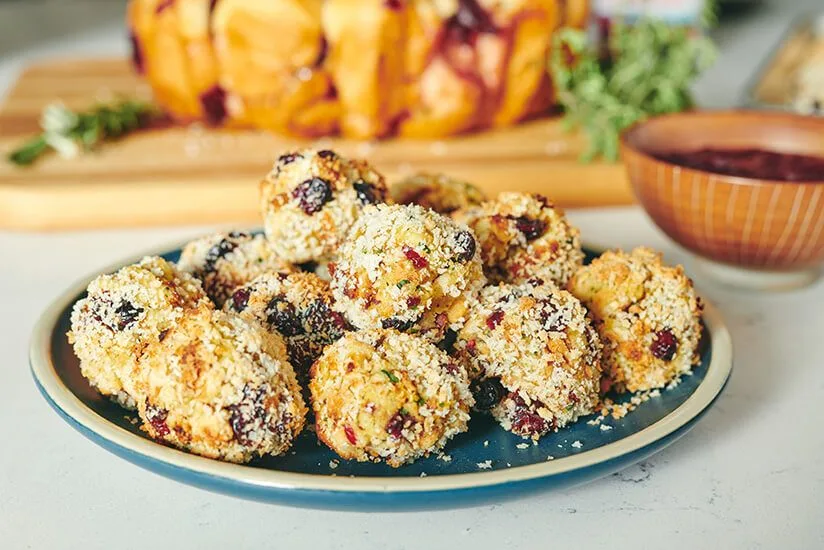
[30,242,732,511]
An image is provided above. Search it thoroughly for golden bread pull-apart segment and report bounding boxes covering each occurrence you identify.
[128,0,587,138]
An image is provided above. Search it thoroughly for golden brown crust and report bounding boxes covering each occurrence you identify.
[454,192,584,286]
[567,247,703,393]
[260,149,388,263]
[456,280,601,439]
[330,203,486,341]
[310,328,473,467]
[390,172,487,215]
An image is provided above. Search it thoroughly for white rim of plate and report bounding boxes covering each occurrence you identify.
[29,239,733,494]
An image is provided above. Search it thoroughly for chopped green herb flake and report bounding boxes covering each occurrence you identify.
[381,370,400,383]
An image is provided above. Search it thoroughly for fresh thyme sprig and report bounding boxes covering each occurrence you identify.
[8,99,159,166]
[550,19,717,162]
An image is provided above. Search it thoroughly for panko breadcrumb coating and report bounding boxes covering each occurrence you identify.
[177,231,293,307]
[330,203,486,342]
[260,149,388,263]
[390,173,487,215]
[453,192,583,286]
[310,329,473,467]
[68,256,210,409]
[567,247,703,393]
[224,271,350,384]
[139,310,306,463]
[456,281,602,440]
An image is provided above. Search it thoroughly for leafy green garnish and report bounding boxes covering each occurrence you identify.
[416,395,426,406]
[381,370,400,384]
[8,99,159,166]
[396,279,410,289]
[550,18,716,162]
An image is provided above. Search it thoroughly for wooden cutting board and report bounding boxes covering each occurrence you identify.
[0,58,632,231]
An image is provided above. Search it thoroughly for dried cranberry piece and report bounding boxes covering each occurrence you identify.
[486,309,504,330]
[155,0,175,14]
[344,425,357,445]
[539,300,564,332]
[512,216,546,241]
[381,317,416,332]
[128,32,144,74]
[266,296,304,337]
[402,245,429,269]
[145,402,170,437]
[470,377,505,411]
[465,339,477,355]
[406,296,421,308]
[317,149,337,160]
[292,177,333,215]
[353,181,380,205]
[230,288,250,312]
[386,412,408,439]
[115,300,143,331]
[452,230,476,262]
[277,152,302,167]
[508,393,553,437]
[204,238,237,271]
[228,386,268,447]
[650,329,678,361]
[314,37,328,67]
[444,363,460,375]
[445,0,496,44]
[199,85,227,125]
[302,299,350,339]
[384,0,404,9]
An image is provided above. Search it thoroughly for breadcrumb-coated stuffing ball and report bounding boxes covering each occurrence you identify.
[453,192,583,286]
[330,204,486,342]
[567,247,703,393]
[456,281,602,440]
[177,231,293,307]
[260,148,388,263]
[68,256,210,409]
[310,329,473,467]
[138,310,306,463]
[224,271,351,384]
[390,173,487,215]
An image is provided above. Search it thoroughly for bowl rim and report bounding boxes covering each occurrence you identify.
[29,236,734,495]
[620,109,824,187]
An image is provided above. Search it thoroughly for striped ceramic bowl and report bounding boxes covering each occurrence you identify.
[622,111,824,289]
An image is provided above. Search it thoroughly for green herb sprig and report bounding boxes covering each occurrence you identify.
[8,99,159,166]
[550,19,717,162]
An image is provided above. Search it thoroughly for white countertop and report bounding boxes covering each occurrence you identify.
[1,1,823,548]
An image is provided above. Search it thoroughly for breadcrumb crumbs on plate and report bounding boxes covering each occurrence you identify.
[546,455,555,461]
[420,472,427,477]
[483,440,489,447]
[439,454,453,463]
[329,460,339,469]
[571,440,583,449]
[516,443,530,450]
[600,424,613,431]
[477,460,493,470]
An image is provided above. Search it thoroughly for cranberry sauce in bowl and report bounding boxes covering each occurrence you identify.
[651,148,824,182]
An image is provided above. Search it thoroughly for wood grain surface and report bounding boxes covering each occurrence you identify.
[0,58,632,231]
